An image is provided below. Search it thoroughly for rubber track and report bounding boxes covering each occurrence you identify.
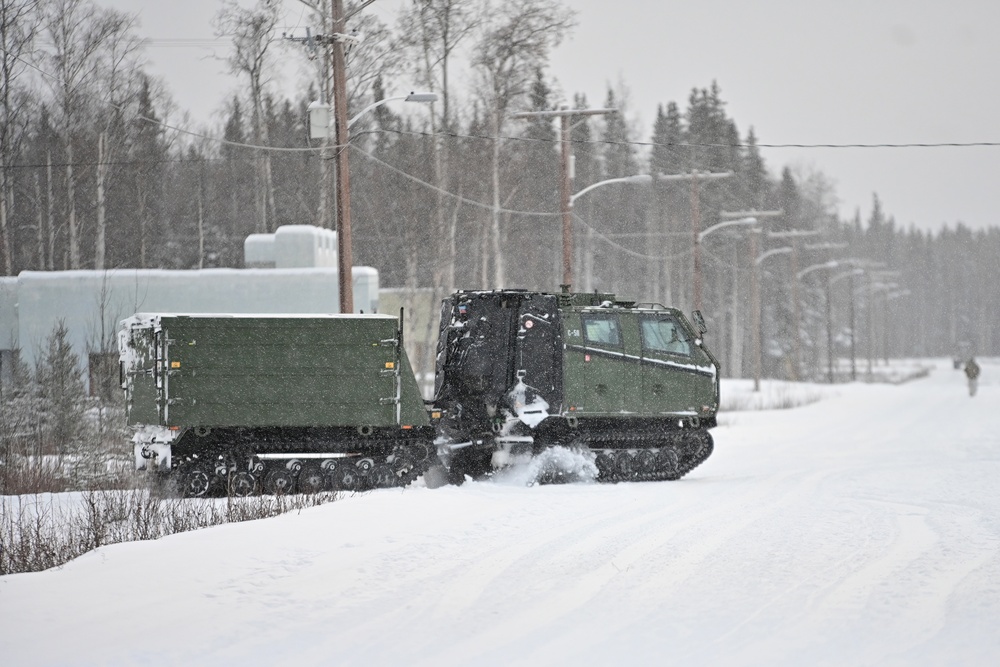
[582,429,714,483]
[175,439,437,495]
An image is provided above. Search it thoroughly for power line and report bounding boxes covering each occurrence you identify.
[351,144,561,218]
[369,126,1000,151]
[8,43,1000,154]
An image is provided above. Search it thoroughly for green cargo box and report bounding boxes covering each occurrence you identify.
[119,314,428,429]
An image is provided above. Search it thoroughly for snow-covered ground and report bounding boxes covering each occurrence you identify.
[2,358,998,666]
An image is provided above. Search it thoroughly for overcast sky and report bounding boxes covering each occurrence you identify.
[105,0,1000,233]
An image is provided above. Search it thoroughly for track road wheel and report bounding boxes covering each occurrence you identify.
[615,451,636,480]
[594,452,614,479]
[389,453,417,486]
[228,471,259,497]
[297,463,327,494]
[181,462,214,498]
[263,468,295,495]
[371,463,397,489]
[329,464,361,492]
[657,447,680,479]
[636,450,657,475]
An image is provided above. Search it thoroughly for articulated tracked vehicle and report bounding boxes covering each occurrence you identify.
[120,289,720,494]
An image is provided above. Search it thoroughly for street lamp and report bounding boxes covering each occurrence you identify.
[796,259,839,281]
[308,89,436,312]
[347,91,438,128]
[511,107,618,289]
[795,260,838,380]
[568,174,653,289]
[570,174,652,203]
[883,288,911,364]
[826,268,864,383]
[697,216,760,242]
[658,170,733,311]
[693,216,763,380]
[864,270,901,376]
[751,245,792,391]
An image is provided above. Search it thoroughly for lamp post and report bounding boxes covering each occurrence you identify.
[832,260,885,380]
[657,170,732,311]
[883,289,911,364]
[568,174,654,288]
[347,91,438,128]
[767,230,819,380]
[719,211,782,383]
[826,268,864,383]
[795,260,839,381]
[328,0,355,313]
[864,270,901,376]
[695,216,764,378]
[570,174,653,203]
[308,89,436,312]
[511,107,617,289]
[751,245,793,391]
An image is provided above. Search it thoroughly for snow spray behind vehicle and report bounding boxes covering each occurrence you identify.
[431,288,720,483]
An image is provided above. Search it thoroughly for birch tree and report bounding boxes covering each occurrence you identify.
[41,0,136,269]
[472,0,573,287]
[91,10,141,270]
[0,0,40,275]
[215,0,281,234]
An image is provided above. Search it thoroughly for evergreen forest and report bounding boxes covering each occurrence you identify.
[2,0,998,387]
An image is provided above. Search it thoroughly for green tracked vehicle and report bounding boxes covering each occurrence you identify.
[432,289,720,483]
[120,288,720,493]
[119,313,435,496]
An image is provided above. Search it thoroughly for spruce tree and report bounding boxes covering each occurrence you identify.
[34,321,87,458]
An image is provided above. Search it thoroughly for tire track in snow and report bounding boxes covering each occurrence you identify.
[424,468,842,665]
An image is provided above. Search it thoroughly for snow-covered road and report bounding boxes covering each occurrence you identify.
[2,360,998,666]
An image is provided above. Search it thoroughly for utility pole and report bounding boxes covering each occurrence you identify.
[330,0,353,313]
[720,210,782,390]
[767,230,819,380]
[864,269,899,378]
[658,171,731,312]
[512,107,616,289]
[752,245,793,391]
[850,271,857,380]
[285,3,360,312]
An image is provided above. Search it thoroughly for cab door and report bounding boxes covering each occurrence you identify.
[639,314,715,414]
[578,312,625,415]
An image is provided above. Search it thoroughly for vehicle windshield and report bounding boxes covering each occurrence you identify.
[641,317,691,356]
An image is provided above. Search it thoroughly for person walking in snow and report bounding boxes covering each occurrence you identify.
[964,357,981,397]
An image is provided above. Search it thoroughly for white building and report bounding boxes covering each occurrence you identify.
[0,226,378,391]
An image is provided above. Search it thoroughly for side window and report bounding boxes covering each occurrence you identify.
[641,317,691,356]
[582,315,621,347]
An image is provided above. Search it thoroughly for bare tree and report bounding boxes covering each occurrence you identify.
[0,0,41,275]
[393,1,483,379]
[215,0,281,234]
[40,0,137,269]
[472,0,574,286]
[294,1,403,232]
[399,1,482,293]
[92,10,142,270]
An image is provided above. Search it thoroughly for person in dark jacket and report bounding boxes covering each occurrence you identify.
[964,358,981,397]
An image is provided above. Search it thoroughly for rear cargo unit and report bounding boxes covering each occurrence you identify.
[119,313,433,495]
